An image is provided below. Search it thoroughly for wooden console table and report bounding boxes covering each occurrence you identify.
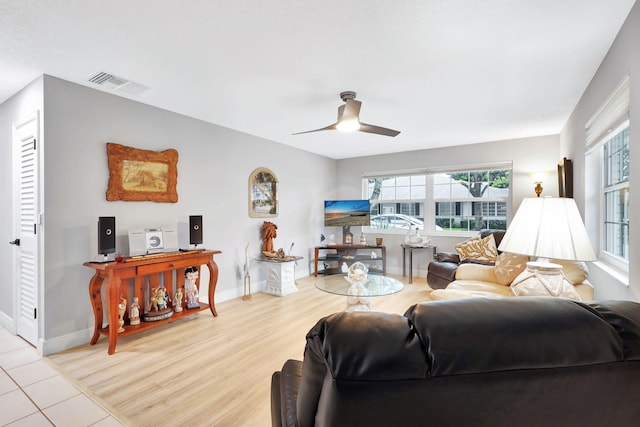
[84,250,221,355]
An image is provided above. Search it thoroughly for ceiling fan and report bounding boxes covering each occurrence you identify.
[293,91,400,137]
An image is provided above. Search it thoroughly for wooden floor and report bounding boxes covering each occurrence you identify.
[46,275,434,427]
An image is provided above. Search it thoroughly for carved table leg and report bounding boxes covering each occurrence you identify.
[106,272,121,355]
[89,272,104,345]
[207,258,219,317]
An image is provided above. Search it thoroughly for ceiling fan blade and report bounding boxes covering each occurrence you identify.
[292,122,338,135]
[358,123,401,137]
[341,99,361,121]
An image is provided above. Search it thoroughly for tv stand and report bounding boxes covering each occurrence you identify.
[314,244,386,276]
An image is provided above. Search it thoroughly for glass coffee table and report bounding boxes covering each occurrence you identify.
[315,274,404,311]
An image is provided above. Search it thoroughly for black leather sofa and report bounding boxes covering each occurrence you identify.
[427,229,505,289]
[271,297,640,427]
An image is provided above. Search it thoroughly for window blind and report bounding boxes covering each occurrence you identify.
[585,74,630,152]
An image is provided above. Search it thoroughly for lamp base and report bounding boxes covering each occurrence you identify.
[525,260,562,273]
[511,260,580,301]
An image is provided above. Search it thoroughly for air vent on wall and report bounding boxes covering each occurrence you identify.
[87,72,149,96]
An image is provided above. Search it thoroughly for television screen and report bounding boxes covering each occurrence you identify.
[324,200,371,227]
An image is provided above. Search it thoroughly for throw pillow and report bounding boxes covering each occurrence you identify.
[455,234,499,263]
[494,252,530,285]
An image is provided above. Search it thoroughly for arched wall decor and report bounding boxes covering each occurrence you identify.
[249,167,278,217]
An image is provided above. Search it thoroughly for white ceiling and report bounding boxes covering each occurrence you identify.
[0,0,635,159]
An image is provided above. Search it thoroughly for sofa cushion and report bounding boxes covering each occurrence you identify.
[455,263,497,283]
[494,252,530,285]
[446,279,513,297]
[305,311,427,381]
[429,280,511,301]
[404,298,626,377]
[455,234,498,263]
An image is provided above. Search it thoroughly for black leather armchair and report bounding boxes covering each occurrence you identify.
[426,229,505,289]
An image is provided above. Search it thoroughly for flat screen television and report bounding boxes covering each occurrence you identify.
[324,200,371,227]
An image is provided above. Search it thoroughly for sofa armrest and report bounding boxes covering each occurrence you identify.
[427,260,459,289]
[271,359,303,427]
[435,251,460,263]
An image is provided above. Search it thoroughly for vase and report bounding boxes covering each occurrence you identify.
[404,227,425,246]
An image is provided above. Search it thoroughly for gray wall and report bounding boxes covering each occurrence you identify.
[1,76,336,354]
[561,1,640,301]
[336,135,561,279]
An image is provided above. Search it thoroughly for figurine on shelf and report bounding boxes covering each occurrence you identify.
[147,288,160,312]
[143,287,174,322]
[117,296,127,333]
[156,287,168,311]
[129,297,140,325]
[173,287,183,312]
[185,266,200,309]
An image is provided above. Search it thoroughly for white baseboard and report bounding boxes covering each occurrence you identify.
[0,311,15,334]
[41,328,94,356]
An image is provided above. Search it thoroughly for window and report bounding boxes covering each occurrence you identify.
[603,125,629,260]
[363,165,511,234]
[433,169,510,232]
[366,175,426,230]
[585,74,630,275]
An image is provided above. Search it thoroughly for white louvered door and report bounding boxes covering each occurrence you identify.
[13,112,40,346]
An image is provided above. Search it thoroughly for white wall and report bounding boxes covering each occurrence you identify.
[561,1,639,301]
[336,135,561,278]
[1,75,336,354]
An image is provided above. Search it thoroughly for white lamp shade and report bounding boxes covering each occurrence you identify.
[498,197,596,261]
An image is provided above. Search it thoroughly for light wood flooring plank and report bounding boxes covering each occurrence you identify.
[46,275,433,426]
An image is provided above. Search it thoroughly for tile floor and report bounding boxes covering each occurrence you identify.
[0,327,126,427]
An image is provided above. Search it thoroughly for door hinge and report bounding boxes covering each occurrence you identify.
[33,138,36,150]
[34,224,36,234]
[34,308,37,319]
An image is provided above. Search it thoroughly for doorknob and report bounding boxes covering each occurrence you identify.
[9,239,20,246]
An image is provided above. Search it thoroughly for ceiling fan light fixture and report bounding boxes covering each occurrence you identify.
[292,90,400,137]
[336,118,360,132]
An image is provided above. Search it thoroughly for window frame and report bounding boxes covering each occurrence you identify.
[598,121,630,274]
[362,163,512,237]
[584,74,630,282]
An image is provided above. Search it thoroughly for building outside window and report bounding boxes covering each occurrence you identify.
[433,169,510,232]
[366,175,426,230]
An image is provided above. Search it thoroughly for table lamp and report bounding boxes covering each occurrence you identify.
[498,197,596,299]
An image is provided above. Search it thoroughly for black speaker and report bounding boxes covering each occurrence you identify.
[189,215,203,246]
[98,216,116,255]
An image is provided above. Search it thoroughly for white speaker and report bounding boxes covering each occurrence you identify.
[161,226,179,253]
[128,229,147,257]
